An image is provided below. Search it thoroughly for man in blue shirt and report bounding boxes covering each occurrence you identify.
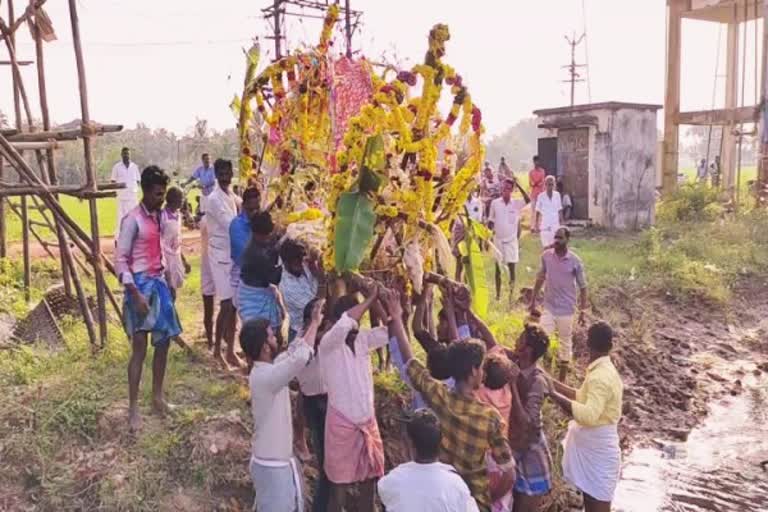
[230,187,262,312]
[183,153,217,200]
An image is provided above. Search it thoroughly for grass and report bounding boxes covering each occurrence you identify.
[1,193,768,509]
[2,190,202,243]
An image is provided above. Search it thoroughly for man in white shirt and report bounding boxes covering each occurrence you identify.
[319,284,392,512]
[206,158,242,369]
[379,408,479,512]
[111,147,141,236]
[243,300,324,512]
[534,176,563,248]
[488,178,530,303]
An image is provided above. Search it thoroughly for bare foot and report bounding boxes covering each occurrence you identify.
[214,351,233,371]
[226,352,244,369]
[128,407,142,432]
[152,399,177,418]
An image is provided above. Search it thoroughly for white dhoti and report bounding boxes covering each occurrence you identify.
[540,309,574,362]
[116,197,138,236]
[562,421,621,502]
[199,220,216,296]
[539,224,559,248]
[494,237,520,264]
[208,242,234,302]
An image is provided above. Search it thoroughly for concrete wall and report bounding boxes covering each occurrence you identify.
[536,106,658,230]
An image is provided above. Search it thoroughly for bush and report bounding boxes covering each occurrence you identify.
[657,183,723,223]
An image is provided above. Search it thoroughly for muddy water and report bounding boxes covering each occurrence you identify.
[614,367,768,512]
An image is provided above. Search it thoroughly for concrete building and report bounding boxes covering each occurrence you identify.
[533,102,662,230]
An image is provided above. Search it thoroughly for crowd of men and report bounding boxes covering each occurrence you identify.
[112,150,624,512]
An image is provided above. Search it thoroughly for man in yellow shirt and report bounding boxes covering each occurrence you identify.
[548,321,623,512]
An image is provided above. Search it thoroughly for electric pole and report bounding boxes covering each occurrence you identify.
[262,0,363,61]
[563,32,586,108]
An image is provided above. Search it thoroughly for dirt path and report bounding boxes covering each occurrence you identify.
[5,230,202,260]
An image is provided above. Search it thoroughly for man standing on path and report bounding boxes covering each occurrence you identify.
[533,176,563,248]
[182,153,217,201]
[548,321,624,512]
[498,157,512,180]
[206,158,241,369]
[116,166,182,432]
[386,290,516,512]
[183,153,217,345]
[528,156,546,224]
[229,187,262,312]
[242,300,325,512]
[696,158,709,184]
[480,162,501,221]
[529,227,588,381]
[111,147,141,236]
[378,408,480,512]
[488,178,530,304]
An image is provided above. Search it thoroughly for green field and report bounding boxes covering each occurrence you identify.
[2,190,202,243]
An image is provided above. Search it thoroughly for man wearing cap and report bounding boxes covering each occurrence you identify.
[378,408,479,511]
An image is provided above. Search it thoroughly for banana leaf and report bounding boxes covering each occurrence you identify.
[334,191,376,271]
[359,134,387,195]
[463,216,489,319]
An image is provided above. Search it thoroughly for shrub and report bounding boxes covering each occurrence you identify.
[657,183,723,223]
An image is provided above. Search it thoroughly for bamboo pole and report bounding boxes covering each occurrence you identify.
[0,183,123,197]
[68,0,108,347]
[7,124,123,142]
[9,140,60,151]
[7,0,30,301]
[0,155,5,258]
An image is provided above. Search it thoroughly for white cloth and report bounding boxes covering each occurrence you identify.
[297,350,326,396]
[378,461,480,512]
[495,238,519,264]
[535,191,562,230]
[562,421,621,502]
[160,209,184,290]
[249,457,304,512]
[540,310,573,362]
[199,219,216,296]
[279,265,319,334]
[465,196,484,222]
[488,197,525,242]
[319,313,389,423]
[111,161,141,202]
[116,198,138,236]
[249,340,314,461]
[206,184,240,301]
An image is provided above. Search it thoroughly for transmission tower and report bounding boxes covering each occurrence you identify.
[262,0,363,59]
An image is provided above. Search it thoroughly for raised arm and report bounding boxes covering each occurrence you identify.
[440,285,460,341]
[514,177,531,204]
[466,308,497,350]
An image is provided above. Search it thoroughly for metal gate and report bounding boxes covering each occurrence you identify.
[557,128,589,220]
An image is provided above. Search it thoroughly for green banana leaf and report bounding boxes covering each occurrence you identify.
[463,216,489,319]
[334,191,376,271]
[359,134,387,195]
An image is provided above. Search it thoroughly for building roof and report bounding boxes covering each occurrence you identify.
[533,101,663,117]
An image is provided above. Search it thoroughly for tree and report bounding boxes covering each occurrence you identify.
[484,118,539,173]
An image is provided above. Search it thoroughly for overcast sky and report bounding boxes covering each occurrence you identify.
[0,0,762,137]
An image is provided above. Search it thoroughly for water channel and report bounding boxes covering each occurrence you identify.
[614,364,768,512]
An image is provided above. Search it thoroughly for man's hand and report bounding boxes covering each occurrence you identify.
[131,288,150,317]
[382,288,403,319]
[453,284,471,312]
[508,361,521,381]
[311,298,325,324]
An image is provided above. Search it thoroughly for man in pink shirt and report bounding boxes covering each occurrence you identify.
[528,156,547,223]
[116,166,182,432]
[319,283,400,512]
